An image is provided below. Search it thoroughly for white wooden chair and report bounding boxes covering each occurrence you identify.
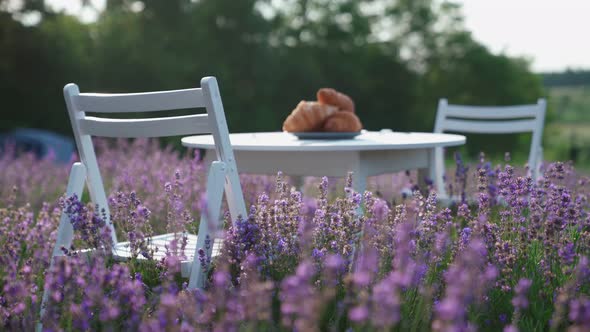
[44,76,247,293]
[433,98,546,199]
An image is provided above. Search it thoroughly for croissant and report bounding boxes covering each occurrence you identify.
[282,101,338,132]
[317,88,355,113]
[322,111,363,132]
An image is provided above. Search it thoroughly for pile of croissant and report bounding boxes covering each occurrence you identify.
[282,88,363,132]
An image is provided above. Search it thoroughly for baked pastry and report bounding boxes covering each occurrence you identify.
[317,88,355,113]
[282,101,338,132]
[322,111,363,132]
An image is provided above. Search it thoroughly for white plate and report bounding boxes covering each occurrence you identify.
[291,132,361,140]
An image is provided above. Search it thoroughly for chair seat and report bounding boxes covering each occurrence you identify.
[113,233,223,277]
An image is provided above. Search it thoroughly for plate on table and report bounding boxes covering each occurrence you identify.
[291,131,361,140]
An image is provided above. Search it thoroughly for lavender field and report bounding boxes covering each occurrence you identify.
[1,139,589,331]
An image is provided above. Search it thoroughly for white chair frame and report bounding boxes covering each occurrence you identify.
[40,77,247,325]
[433,98,546,198]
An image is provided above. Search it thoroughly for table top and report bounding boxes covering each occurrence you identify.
[181,130,465,152]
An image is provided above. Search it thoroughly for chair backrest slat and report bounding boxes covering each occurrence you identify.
[441,118,537,134]
[79,114,211,138]
[444,104,539,119]
[75,88,205,113]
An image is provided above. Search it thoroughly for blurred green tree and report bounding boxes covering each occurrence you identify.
[0,0,545,159]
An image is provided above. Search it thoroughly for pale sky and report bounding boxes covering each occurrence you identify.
[48,0,590,72]
[456,0,590,72]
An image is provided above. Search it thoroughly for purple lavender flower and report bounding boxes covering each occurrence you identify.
[511,278,533,310]
[568,297,590,328]
[280,260,321,331]
[559,241,576,267]
[62,194,113,251]
[504,324,518,332]
[433,239,497,331]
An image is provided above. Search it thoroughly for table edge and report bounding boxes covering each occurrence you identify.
[181,133,466,151]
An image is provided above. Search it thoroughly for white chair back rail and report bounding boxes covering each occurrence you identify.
[79,114,211,138]
[441,119,538,134]
[433,98,546,198]
[75,88,205,113]
[442,104,541,119]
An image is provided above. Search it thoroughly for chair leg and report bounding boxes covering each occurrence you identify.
[38,163,87,332]
[535,146,544,181]
[188,161,227,290]
[223,163,248,225]
[432,147,448,199]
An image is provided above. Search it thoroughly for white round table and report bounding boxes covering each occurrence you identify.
[181,130,465,194]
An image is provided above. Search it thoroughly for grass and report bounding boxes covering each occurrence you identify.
[548,86,590,123]
[544,85,590,172]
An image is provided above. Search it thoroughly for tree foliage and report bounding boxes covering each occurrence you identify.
[0,0,545,156]
[543,69,590,87]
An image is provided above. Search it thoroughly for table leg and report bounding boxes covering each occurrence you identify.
[291,175,305,193]
[349,163,368,274]
[433,146,449,200]
[351,164,368,199]
[417,148,436,195]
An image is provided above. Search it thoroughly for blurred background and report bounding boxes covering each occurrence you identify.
[0,0,589,169]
